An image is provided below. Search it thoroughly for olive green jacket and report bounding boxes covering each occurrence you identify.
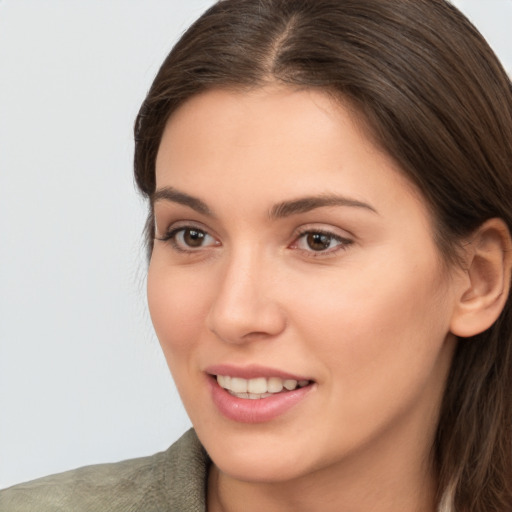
[0,430,209,512]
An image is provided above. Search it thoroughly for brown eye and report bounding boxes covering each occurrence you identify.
[162,226,219,251]
[306,232,333,251]
[292,229,352,256]
[183,228,207,247]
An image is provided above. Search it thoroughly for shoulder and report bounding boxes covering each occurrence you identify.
[0,429,209,512]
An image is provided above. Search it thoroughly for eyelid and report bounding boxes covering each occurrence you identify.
[154,219,206,240]
[155,221,221,253]
[289,225,354,257]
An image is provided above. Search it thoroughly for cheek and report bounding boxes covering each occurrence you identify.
[147,258,212,357]
[285,258,453,448]
[290,250,451,389]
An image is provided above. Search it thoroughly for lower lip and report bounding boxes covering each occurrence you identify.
[208,376,314,424]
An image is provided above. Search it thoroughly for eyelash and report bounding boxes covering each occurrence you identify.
[291,228,353,257]
[156,225,219,253]
[156,225,353,257]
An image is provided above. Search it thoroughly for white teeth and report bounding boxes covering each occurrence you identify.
[247,377,267,394]
[283,379,298,391]
[216,375,231,389]
[230,377,248,393]
[267,377,284,393]
[216,375,310,397]
[233,392,273,399]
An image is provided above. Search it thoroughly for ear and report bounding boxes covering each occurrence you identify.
[450,218,512,338]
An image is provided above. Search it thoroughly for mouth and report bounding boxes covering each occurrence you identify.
[205,364,315,422]
[215,375,312,399]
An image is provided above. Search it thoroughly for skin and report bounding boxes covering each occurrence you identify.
[148,85,462,512]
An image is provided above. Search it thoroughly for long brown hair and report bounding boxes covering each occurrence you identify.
[134,1,512,510]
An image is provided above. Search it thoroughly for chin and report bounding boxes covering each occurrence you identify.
[213,450,309,483]
[196,421,327,484]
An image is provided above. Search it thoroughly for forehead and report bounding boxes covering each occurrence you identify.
[155,85,425,221]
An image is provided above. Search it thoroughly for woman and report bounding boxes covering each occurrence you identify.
[2,0,511,511]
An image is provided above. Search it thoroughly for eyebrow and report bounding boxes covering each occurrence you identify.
[269,194,378,219]
[151,186,377,219]
[151,187,214,217]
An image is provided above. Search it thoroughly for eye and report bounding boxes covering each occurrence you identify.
[291,229,352,255]
[157,226,219,252]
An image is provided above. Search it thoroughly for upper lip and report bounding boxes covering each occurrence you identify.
[205,364,312,381]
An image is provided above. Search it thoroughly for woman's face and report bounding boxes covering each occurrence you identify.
[148,86,458,484]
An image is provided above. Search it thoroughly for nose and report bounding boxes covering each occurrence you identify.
[206,248,286,344]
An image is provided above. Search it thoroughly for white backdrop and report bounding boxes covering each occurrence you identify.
[1,0,511,489]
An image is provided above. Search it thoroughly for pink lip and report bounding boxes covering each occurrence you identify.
[205,364,311,381]
[205,365,315,424]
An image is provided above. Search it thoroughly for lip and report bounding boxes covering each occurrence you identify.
[205,364,311,381]
[205,365,315,424]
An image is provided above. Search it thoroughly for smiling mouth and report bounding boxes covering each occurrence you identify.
[215,375,312,399]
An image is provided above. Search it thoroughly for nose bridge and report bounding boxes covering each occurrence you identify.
[207,242,285,343]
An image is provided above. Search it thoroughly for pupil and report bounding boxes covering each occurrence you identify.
[307,233,330,251]
[184,229,204,247]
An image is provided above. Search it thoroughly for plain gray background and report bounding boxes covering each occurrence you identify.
[1,0,511,489]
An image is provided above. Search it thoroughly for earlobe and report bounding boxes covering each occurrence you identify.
[450,218,512,338]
